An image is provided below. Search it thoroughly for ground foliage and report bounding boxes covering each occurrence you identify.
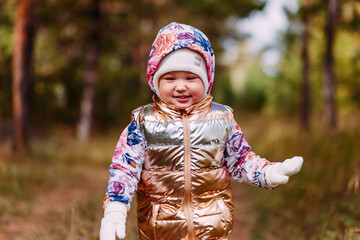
[1,112,359,239]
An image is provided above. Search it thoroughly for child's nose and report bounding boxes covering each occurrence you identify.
[175,80,187,91]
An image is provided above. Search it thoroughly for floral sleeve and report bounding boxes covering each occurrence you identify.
[224,119,273,189]
[103,119,146,209]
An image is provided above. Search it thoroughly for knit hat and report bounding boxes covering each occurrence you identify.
[147,22,215,96]
[152,48,208,95]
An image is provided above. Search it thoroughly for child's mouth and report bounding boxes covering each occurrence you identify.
[175,96,190,102]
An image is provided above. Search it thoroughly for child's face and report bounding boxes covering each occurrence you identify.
[158,71,205,109]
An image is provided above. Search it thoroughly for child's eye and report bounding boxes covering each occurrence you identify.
[187,76,197,80]
[161,75,174,80]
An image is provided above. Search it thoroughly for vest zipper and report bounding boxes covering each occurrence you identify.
[182,112,194,239]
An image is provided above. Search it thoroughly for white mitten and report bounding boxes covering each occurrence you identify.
[265,156,303,187]
[100,202,128,240]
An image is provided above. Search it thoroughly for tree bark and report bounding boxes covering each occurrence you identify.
[77,0,101,142]
[301,0,312,130]
[12,0,35,152]
[323,0,338,129]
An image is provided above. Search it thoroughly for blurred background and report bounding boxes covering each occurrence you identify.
[0,0,359,239]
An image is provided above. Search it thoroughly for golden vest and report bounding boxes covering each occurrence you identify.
[133,95,234,240]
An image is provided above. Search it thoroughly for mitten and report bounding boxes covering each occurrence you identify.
[100,202,128,240]
[265,156,303,187]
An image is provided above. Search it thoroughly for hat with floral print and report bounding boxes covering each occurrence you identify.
[147,22,215,96]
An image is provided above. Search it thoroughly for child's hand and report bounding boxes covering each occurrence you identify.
[100,202,127,240]
[265,156,303,187]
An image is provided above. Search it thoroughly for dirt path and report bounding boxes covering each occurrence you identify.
[0,169,109,240]
[229,182,254,240]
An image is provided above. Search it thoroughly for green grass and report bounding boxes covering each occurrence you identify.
[0,126,119,239]
[235,111,360,240]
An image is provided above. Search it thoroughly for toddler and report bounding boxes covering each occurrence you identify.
[100,22,303,240]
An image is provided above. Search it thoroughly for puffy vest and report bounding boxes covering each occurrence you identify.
[133,95,234,240]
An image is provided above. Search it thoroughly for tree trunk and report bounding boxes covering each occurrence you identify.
[323,0,338,129]
[77,0,101,142]
[301,0,312,130]
[12,0,35,152]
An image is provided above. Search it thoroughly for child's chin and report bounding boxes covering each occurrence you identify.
[173,100,192,109]
[175,103,191,109]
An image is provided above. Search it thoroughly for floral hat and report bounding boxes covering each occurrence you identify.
[147,22,215,96]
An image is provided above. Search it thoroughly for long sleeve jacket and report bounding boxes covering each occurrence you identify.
[104,95,273,239]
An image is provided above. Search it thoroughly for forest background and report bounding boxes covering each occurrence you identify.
[0,0,360,239]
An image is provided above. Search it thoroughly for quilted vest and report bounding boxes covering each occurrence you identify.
[133,95,234,240]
